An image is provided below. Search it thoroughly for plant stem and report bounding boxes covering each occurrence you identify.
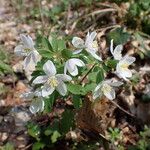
[80,63,96,84]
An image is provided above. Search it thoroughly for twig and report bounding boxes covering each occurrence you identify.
[86,8,117,18]
[24,144,32,150]
[110,100,136,118]
[70,8,117,34]
[80,63,96,84]
[38,0,45,35]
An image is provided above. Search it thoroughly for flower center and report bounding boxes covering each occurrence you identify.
[92,41,98,48]
[120,63,129,69]
[102,83,112,94]
[48,76,58,88]
[24,47,31,52]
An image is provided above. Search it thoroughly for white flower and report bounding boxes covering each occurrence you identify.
[21,90,44,114]
[115,55,136,80]
[93,79,123,100]
[64,58,85,76]
[33,60,72,97]
[14,34,41,69]
[72,31,102,61]
[110,39,123,60]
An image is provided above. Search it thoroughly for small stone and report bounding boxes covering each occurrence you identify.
[0,100,5,106]
[12,61,23,73]
[1,132,9,141]
[16,81,27,91]
[0,115,3,123]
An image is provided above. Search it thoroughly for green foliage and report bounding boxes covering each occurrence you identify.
[134,32,150,58]
[27,109,75,149]
[108,127,122,143]
[27,122,41,141]
[72,95,83,109]
[32,142,45,150]
[44,92,57,113]
[67,83,85,95]
[106,28,130,45]
[0,143,15,150]
[129,126,150,150]
[60,109,75,134]
[0,48,12,76]
[126,0,150,34]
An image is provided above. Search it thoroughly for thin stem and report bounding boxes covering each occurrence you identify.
[38,0,45,35]
[80,63,96,84]
[110,100,136,118]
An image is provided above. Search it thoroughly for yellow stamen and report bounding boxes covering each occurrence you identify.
[48,76,58,88]
[102,83,112,94]
[24,48,31,52]
[92,41,98,48]
[120,63,129,69]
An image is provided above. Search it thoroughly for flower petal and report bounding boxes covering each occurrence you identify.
[69,65,78,76]
[56,74,72,82]
[65,60,77,75]
[72,49,83,55]
[56,82,67,96]
[14,45,27,56]
[104,88,115,100]
[106,79,123,87]
[113,45,123,60]
[93,83,102,99]
[23,53,33,69]
[42,84,55,97]
[109,81,123,87]
[116,66,132,80]
[85,31,97,44]
[72,37,85,49]
[27,35,34,47]
[20,91,34,99]
[121,55,136,65]
[70,58,85,67]
[20,34,34,48]
[29,98,44,114]
[110,39,114,55]
[33,75,48,84]
[31,50,41,64]
[43,60,56,76]
[89,51,102,61]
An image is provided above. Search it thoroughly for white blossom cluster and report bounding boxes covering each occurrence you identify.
[14,32,135,114]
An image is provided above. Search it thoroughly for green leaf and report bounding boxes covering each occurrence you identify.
[88,72,97,82]
[44,128,53,136]
[67,83,84,95]
[60,109,75,134]
[57,39,66,51]
[72,95,82,109]
[42,37,53,51]
[96,68,105,84]
[84,83,96,93]
[50,38,66,52]
[105,59,118,69]
[44,92,57,113]
[51,131,61,143]
[2,143,15,150]
[27,122,41,141]
[129,3,140,17]
[106,28,130,45]
[61,49,72,59]
[50,37,58,51]
[32,142,45,150]
[67,83,88,95]
[38,49,53,59]
[0,60,12,74]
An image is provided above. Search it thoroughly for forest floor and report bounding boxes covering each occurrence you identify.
[0,0,150,149]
